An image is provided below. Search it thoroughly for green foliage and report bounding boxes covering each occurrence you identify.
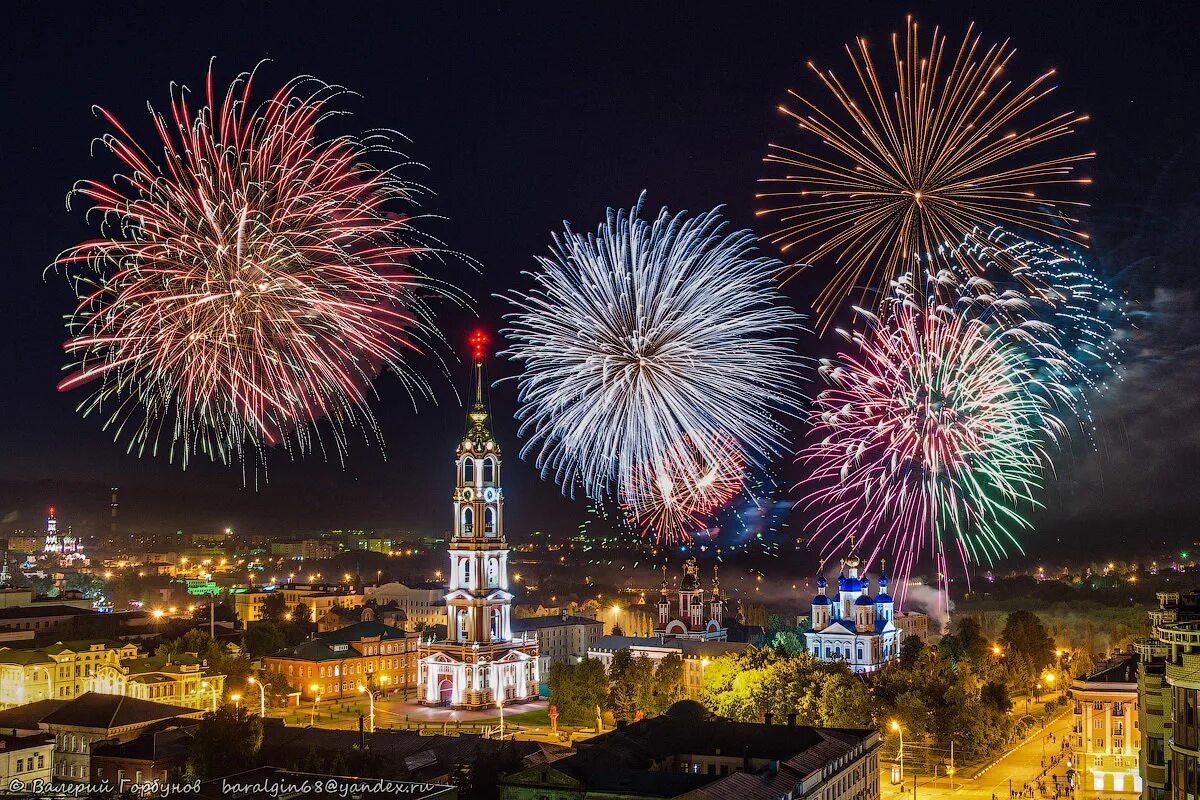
[699,647,869,727]
[547,658,609,726]
[899,635,924,667]
[1000,610,1055,672]
[261,592,288,624]
[243,622,287,658]
[608,649,658,721]
[158,629,253,697]
[185,705,263,780]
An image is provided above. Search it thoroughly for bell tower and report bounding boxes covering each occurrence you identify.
[446,330,511,645]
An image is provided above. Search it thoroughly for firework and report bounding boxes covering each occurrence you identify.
[502,194,806,521]
[621,434,745,544]
[798,277,1073,594]
[759,16,1093,329]
[53,66,459,469]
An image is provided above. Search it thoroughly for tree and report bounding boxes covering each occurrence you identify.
[185,705,263,779]
[547,658,609,726]
[261,592,288,624]
[244,623,287,659]
[981,680,1013,714]
[651,653,688,714]
[1000,610,1055,672]
[607,649,658,721]
[899,635,925,668]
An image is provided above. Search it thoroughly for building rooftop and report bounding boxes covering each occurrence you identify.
[513,614,604,631]
[589,635,750,658]
[0,700,67,731]
[0,605,95,620]
[40,692,202,730]
[1076,654,1138,685]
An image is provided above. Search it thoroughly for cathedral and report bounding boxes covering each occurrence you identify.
[804,548,902,674]
[416,341,540,709]
[655,557,727,641]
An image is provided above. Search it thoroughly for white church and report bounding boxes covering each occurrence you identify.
[805,548,903,674]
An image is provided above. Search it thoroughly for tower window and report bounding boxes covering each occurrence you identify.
[463,459,475,484]
[485,507,496,535]
[482,457,496,484]
[462,507,474,534]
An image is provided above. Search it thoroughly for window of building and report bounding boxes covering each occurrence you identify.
[463,459,474,484]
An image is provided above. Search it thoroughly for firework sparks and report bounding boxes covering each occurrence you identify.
[798,276,1074,595]
[621,435,745,544]
[759,16,1093,329]
[53,65,460,470]
[501,193,806,520]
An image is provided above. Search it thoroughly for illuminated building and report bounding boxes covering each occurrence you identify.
[264,621,418,700]
[364,582,446,631]
[654,558,727,641]
[233,583,364,624]
[804,547,903,674]
[416,341,539,708]
[0,640,223,710]
[501,700,881,799]
[42,508,59,555]
[1069,657,1141,793]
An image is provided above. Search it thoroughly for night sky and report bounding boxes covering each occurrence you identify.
[3,2,1199,556]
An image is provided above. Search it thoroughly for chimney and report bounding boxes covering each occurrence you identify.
[764,712,772,726]
[787,713,797,729]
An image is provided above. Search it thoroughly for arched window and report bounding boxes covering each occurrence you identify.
[484,507,496,535]
[460,558,471,586]
[461,507,474,535]
[482,457,496,484]
[487,558,498,586]
[462,458,475,484]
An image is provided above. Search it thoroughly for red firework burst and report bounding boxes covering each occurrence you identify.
[53,65,459,469]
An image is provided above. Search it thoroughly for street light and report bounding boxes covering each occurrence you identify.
[230,693,241,710]
[199,680,217,712]
[358,684,381,733]
[247,676,266,717]
[309,684,321,725]
[890,720,904,782]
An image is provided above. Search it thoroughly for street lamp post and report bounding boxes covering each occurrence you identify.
[231,693,241,710]
[498,695,505,739]
[247,677,266,717]
[200,680,217,712]
[358,684,382,733]
[309,684,321,726]
[890,720,904,782]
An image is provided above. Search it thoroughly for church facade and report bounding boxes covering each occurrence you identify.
[805,550,902,674]
[416,347,540,709]
[655,558,727,641]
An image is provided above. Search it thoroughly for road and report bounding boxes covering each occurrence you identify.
[882,713,1080,800]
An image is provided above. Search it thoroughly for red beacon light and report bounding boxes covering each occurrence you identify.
[469,329,490,362]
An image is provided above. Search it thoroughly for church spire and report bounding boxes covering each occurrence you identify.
[464,330,497,450]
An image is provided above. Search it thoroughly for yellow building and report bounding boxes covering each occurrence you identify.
[0,640,223,711]
[234,584,364,624]
[264,621,418,700]
[1069,656,1141,793]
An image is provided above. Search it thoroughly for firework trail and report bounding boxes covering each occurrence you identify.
[798,276,1075,597]
[501,193,806,530]
[619,434,745,544]
[53,65,462,470]
[759,16,1093,329]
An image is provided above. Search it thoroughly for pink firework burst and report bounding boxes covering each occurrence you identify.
[53,65,459,470]
[622,434,745,544]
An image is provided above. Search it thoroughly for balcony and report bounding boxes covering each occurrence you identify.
[1135,637,1170,660]
[1157,620,1200,646]
[1166,657,1200,688]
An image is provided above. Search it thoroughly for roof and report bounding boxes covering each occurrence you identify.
[41,692,201,731]
[589,636,750,659]
[1078,655,1138,685]
[0,605,94,620]
[0,648,53,666]
[0,732,54,754]
[318,621,407,644]
[43,639,128,655]
[508,712,876,797]
[268,640,347,662]
[512,614,604,632]
[91,725,195,762]
[0,700,68,730]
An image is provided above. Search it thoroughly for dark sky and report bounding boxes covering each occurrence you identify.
[3,1,1199,554]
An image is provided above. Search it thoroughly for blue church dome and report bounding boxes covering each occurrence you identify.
[812,595,832,606]
[875,592,893,604]
[816,574,827,589]
[854,594,874,606]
